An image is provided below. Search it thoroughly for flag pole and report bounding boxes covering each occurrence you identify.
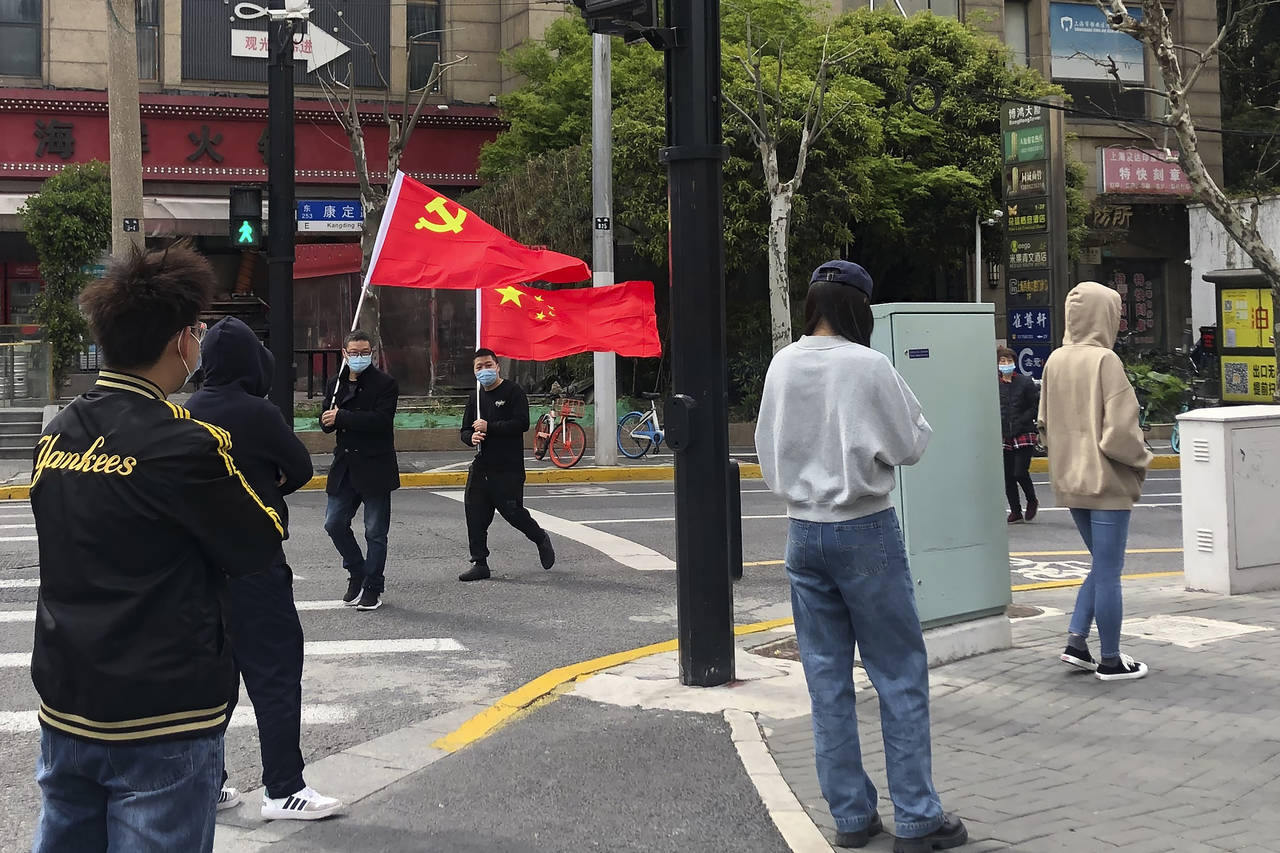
[474,287,482,456]
[351,171,407,334]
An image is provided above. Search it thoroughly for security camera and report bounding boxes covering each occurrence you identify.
[436,104,449,111]
[991,209,1004,219]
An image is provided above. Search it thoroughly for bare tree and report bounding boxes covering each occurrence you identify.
[317,26,467,379]
[724,21,860,354]
[1101,0,1280,386]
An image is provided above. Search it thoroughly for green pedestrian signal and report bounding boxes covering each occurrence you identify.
[228,185,263,249]
[236,219,259,245]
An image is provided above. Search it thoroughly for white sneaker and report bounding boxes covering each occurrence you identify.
[217,786,242,811]
[261,785,343,821]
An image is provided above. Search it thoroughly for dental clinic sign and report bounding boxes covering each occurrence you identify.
[1099,147,1192,195]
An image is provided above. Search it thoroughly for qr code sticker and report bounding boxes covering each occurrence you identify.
[1224,361,1250,396]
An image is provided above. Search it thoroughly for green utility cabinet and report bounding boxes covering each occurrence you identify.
[870,303,1011,628]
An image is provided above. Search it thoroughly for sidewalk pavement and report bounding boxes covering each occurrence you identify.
[215,575,1280,853]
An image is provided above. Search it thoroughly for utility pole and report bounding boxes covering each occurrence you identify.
[592,33,618,466]
[105,0,145,255]
[660,0,735,686]
[267,13,298,421]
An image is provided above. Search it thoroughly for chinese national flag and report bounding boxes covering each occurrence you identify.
[363,171,590,290]
[480,281,662,361]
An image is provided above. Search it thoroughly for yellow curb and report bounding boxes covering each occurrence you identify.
[1011,569,1182,592]
[430,616,795,754]
[1010,547,1182,557]
[1030,454,1179,473]
[297,463,764,492]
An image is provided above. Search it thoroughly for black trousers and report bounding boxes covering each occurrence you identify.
[1003,446,1037,514]
[465,464,546,564]
[227,554,306,800]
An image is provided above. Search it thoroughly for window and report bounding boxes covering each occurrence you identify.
[136,0,159,81]
[0,0,41,77]
[1004,0,1028,67]
[407,0,441,93]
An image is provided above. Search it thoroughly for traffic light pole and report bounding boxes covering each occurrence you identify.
[267,16,296,422]
[660,0,735,686]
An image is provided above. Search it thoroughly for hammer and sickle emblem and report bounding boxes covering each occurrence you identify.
[415,197,467,234]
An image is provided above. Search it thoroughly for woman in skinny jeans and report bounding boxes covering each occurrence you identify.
[755,260,967,853]
[1038,281,1153,681]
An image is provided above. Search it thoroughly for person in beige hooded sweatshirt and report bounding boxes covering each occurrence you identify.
[1038,281,1154,681]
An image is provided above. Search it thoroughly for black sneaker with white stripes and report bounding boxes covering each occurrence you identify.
[355,588,382,611]
[1060,645,1099,672]
[217,786,241,811]
[261,786,342,821]
[1095,652,1148,681]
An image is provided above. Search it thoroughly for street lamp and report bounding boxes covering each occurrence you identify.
[975,208,1003,304]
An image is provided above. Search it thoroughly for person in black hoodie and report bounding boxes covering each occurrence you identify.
[186,317,342,821]
[458,348,555,581]
[997,346,1040,523]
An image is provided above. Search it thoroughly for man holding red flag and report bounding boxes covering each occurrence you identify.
[458,349,555,582]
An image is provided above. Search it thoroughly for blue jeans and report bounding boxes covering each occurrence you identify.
[32,728,222,853]
[785,509,945,839]
[1067,508,1131,660]
[323,480,392,594]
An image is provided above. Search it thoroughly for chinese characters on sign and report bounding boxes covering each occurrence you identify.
[1004,127,1046,164]
[1004,103,1045,129]
[1220,289,1272,349]
[1222,357,1278,403]
[1091,204,1134,229]
[187,125,224,163]
[1106,270,1160,344]
[1009,308,1052,344]
[231,29,316,60]
[1007,198,1049,234]
[1098,147,1191,195]
[1006,163,1047,196]
[1007,236,1050,271]
[297,200,364,232]
[1007,273,1051,307]
[34,120,75,160]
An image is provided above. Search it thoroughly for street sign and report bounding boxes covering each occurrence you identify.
[1006,197,1048,234]
[1016,344,1051,380]
[1007,271,1051,307]
[230,23,350,73]
[1009,308,1051,343]
[122,218,140,232]
[297,199,363,232]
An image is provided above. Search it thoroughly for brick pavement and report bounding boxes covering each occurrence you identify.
[763,582,1280,852]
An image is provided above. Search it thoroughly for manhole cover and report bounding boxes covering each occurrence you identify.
[1122,615,1271,648]
[1007,604,1044,619]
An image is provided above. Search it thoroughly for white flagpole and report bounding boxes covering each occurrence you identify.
[474,287,482,455]
[350,170,406,333]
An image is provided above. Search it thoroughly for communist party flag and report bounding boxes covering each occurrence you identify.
[480,281,662,360]
[363,171,591,291]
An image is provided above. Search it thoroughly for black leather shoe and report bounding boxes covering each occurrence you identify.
[835,814,882,848]
[458,564,491,582]
[893,814,968,853]
[537,535,556,570]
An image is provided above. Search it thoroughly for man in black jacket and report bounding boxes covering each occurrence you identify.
[458,348,555,582]
[320,330,399,610]
[30,243,284,853]
[186,317,341,821]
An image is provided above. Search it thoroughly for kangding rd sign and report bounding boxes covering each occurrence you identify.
[230,23,351,73]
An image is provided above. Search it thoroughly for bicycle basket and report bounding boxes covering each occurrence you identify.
[558,398,586,419]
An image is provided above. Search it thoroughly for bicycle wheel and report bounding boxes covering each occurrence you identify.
[549,421,587,468]
[617,412,653,458]
[532,413,553,460]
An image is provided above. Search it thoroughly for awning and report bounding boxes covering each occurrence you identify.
[295,243,362,279]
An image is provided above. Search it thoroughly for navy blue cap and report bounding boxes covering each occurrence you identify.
[809,260,874,298]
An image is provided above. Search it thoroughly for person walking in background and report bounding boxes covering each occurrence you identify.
[755,260,967,853]
[1039,281,1153,682]
[186,317,342,821]
[997,346,1040,523]
[30,243,284,853]
[458,348,555,582]
[320,331,400,612]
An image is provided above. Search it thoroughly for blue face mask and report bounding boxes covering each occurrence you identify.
[347,354,372,374]
[999,363,1016,376]
[476,368,499,388]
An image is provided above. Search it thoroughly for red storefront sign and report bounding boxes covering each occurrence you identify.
[0,89,503,186]
[1098,147,1192,196]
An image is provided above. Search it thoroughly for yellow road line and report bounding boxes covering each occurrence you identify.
[1010,547,1183,557]
[431,616,794,753]
[1012,570,1182,592]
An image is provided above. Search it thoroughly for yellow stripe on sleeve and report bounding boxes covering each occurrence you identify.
[191,418,284,538]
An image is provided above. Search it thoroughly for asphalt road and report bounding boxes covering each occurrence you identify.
[0,467,1182,851]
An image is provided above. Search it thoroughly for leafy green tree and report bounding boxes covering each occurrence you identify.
[18,162,111,392]
[1217,0,1280,193]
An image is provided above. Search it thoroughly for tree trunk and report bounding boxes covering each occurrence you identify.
[358,196,387,365]
[768,190,794,354]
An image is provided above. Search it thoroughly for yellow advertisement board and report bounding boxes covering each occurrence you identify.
[1221,355,1278,403]
[1220,289,1265,350]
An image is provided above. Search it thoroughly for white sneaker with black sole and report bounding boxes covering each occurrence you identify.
[217,786,242,811]
[262,786,343,821]
[1095,652,1148,681]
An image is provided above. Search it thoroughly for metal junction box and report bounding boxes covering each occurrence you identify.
[871,303,1012,630]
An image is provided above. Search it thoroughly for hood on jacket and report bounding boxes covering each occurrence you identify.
[1063,281,1121,349]
[200,317,274,396]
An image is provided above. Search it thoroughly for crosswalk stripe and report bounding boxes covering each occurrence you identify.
[0,638,465,668]
[0,600,351,623]
[0,579,38,589]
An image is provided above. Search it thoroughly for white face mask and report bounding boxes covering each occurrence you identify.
[180,326,203,386]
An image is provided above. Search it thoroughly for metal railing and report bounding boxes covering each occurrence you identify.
[0,338,53,405]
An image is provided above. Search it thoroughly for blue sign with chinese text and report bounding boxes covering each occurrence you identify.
[297,200,363,232]
[1008,307,1051,344]
[1016,344,1051,381]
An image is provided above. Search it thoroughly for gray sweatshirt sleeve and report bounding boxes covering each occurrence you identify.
[754,360,781,492]
[872,362,932,468]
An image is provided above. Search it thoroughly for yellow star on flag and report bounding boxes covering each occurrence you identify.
[496,286,525,307]
[534,295,545,302]
[535,311,547,321]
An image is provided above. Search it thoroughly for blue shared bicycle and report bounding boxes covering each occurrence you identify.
[617,393,665,459]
